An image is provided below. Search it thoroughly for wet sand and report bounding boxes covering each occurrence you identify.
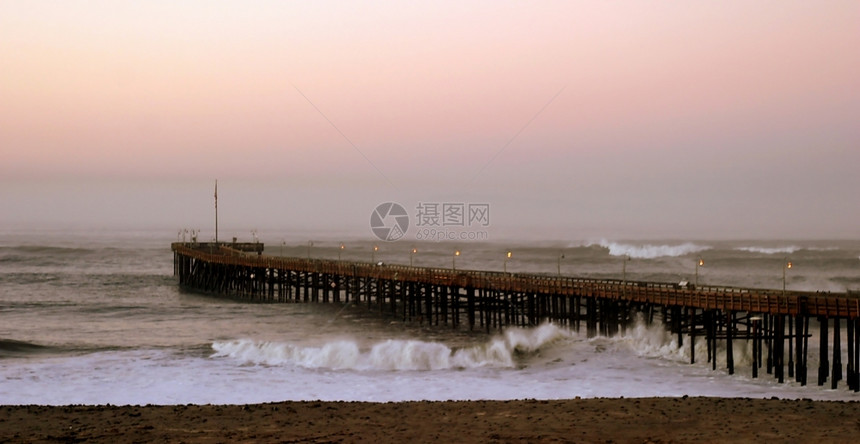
[2,397,859,443]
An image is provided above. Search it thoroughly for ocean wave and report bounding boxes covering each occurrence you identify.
[587,240,710,259]
[734,245,843,255]
[0,339,52,358]
[735,246,801,255]
[0,245,97,255]
[211,323,569,371]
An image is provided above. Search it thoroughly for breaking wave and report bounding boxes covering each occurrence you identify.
[211,323,569,371]
[735,246,802,255]
[587,240,710,259]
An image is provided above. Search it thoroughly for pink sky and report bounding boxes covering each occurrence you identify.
[1,1,858,239]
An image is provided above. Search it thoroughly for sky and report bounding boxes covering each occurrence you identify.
[1,1,858,241]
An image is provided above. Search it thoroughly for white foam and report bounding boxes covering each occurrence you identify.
[4,322,858,405]
[736,246,801,255]
[615,316,756,370]
[211,323,570,371]
[588,240,710,259]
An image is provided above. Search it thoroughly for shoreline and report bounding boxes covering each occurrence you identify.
[3,397,859,443]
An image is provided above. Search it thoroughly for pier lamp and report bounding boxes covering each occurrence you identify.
[339,243,345,261]
[307,241,314,259]
[372,245,379,263]
[695,257,704,289]
[453,250,460,270]
[783,258,793,296]
[410,247,417,267]
[557,252,565,277]
[281,240,286,257]
[504,251,512,273]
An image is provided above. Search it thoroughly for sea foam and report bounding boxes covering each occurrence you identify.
[735,246,801,255]
[211,323,569,371]
[588,240,710,259]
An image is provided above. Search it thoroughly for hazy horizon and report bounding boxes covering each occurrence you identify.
[2,1,858,242]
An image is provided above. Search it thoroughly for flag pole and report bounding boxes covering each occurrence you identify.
[214,180,219,246]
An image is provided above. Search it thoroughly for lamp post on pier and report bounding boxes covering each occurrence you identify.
[453,250,460,271]
[557,252,565,277]
[214,180,218,246]
[372,245,379,263]
[504,250,512,273]
[622,255,631,296]
[339,243,345,261]
[306,240,313,259]
[783,258,793,378]
[410,247,417,267]
[695,257,704,289]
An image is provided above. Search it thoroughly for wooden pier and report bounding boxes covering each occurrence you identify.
[173,242,860,392]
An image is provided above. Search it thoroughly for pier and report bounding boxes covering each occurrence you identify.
[173,241,860,392]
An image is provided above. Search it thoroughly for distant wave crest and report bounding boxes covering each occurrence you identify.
[211,323,568,371]
[735,245,841,255]
[735,246,801,255]
[588,240,710,259]
[0,245,96,255]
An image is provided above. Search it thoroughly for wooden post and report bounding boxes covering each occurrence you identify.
[788,314,794,379]
[752,317,759,379]
[712,311,718,371]
[705,311,712,365]
[848,318,855,391]
[795,315,804,383]
[832,318,842,389]
[819,316,829,386]
[690,308,696,364]
[467,287,475,331]
[425,282,433,325]
[776,315,785,384]
[441,286,449,326]
[452,285,460,328]
[801,315,809,386]
[587,297,596,338]
[486,289,492,334]
[766,314,773,375]
[854,318,860,392]
[726,311,734,375]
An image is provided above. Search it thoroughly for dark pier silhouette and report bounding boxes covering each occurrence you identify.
[173,241,860,392]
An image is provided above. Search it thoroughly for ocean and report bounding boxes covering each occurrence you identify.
[1,229,859,405]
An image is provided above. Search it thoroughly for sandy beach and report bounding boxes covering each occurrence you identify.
[2,397,859,443]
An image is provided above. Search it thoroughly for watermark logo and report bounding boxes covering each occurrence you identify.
[370,202,409,241]
[371,201,491,242]
[415,203,490,227]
